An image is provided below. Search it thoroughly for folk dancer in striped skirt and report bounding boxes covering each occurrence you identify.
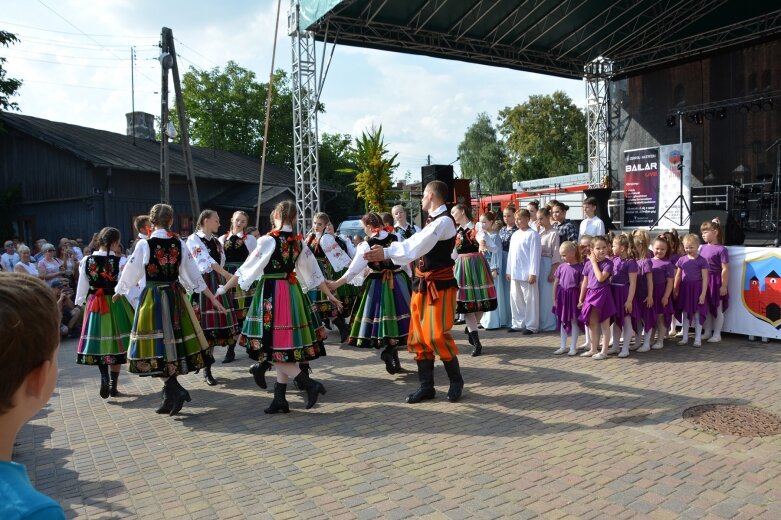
[218,210,257,363]
[126,215,151,309]
[306,212,356,343]
[115,203,226,416]
[451,204,497,356]
[218,201,342,414]
[75,227,134,399]
[363,180,465,403]
[186,210,240,386]
[327,213,413,375]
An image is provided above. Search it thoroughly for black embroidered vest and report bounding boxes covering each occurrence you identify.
[85,255,120,293]
[265,232,302,275]
[418,213,456,272]
[306,234,325,259]
[145,237,182,282]
[224,234,250,263]
[396,224,416,240]
[455,226,480,254]
[201,235,221,263]
[367,233,399,272]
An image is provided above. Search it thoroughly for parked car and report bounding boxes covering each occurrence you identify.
[337,219,366,239]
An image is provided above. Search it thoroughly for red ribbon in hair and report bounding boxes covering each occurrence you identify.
[384,225,395,233]
[88,288,110,315]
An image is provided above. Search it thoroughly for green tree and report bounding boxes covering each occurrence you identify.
[457,112,510,194]
[350,125,399,212]
[172,62,298,169]
[319,132,362,223]
[1,31,23,133]
[498,90,586,181]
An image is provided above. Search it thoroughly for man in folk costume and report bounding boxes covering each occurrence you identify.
[364,180,464,403]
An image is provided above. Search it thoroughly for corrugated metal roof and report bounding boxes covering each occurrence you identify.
[0,112,294,185]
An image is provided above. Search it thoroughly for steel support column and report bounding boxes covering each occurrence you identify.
[584,57,612,187]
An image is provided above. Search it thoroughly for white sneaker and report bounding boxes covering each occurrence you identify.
[692,341,702,347]
[567,349,578,356]
[618,350,630,358]
[553,347,568,355]
[606,345,620,355]
[651,342,664,350]
[636,344,651,353]
[592,353,608,360]
[677,338,689,346]
[707,335,721,343]
[629,342,640,351]
[701,332,712,340]
[580,351,596,357]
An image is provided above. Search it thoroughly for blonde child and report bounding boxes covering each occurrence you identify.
[630,230,654,351]
[608,234,638,358]
[577,234,593,349]
[578,236,616,359]
[639,236,674,352]
[699,219,730,343]
[674,234,709,346]
[552,241,583,356]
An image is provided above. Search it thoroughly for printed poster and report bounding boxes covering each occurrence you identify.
[623,147,659,227]
[657,143,692,228]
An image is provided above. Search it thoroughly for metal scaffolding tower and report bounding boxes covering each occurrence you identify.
[584,57,613,187]
[289,0,321,234]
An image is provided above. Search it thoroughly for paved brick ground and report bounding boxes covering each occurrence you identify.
[16,330,781,519]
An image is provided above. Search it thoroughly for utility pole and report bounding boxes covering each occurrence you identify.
[158,27,200,219]
[159,30,170,203]
[130,46,136,146]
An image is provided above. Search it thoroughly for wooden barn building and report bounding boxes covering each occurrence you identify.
[0,111,311,246]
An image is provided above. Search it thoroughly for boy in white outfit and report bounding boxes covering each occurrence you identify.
[506,209,541,335]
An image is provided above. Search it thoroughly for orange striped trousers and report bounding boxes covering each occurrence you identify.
[407,286,458,361]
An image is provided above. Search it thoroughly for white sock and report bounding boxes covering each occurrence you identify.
[713,304,725,337]
[703,314,713,337]
[560,327,568,350]
[465,313,479,333]
[694,312,702,343]
[611,323,621,350]
[622,317,633,352]
[656,321,666,345]
[569,321,580,351]
[643,328,653,348]
[680,315,689,342]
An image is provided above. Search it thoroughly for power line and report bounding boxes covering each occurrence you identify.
[8,55,156,69]
[5,48,135,61]
[0,19,156,38]
[22,79,157,93]
[18,35,133,50]
[174,37,220,68]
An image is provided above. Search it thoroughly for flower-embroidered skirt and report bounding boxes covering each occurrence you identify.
[239,273,327,363]
[76,292,134,365]
[128,282,209,376]
[191,270,239,347]
[311,258,358,318]
[225,261,254,328]
[454,253,497,314]
[348,269,412,349]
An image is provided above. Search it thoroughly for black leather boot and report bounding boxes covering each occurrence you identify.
[293,369,327,409]
[98,364,110,399]
[442,357,464,402]
[203,362,217,386]
[109,370,120,397]
[406,359,436,403]
[222,344,236,363]
[334,317,349,343]
[167,376,192,416]
[380,346,395,374]
[392,349,404,373]
[249,361,272,389]
[322,317,332,330]
[465,326,474,346]
[292,363,310,391]
[469,331,483,357]
[155,384,172,414]
[264,383,290,414]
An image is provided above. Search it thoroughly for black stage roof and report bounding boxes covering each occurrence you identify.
[303,0,781,80]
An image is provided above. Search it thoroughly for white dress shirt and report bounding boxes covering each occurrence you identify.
[384,205,456,266]
[507,227,541,281]
[187,230,225,274]
[579,216,605,237]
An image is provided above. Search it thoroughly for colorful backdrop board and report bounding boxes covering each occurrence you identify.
[623,147,660,227]
[657,143,692,228]
[723,247,781,340]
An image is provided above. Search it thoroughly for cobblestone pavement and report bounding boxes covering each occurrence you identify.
[17,330,781,519]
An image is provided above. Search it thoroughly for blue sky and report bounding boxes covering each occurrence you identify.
[2,0,583,181]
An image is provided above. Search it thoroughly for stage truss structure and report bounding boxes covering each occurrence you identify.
[585,57,613,188]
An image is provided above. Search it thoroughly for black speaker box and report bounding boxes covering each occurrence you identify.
[421,165,454,203]
[689,209,745,246]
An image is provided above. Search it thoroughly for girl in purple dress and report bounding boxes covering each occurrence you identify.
[662,230,683,338]
[699,219,730,343]
[630,230,654,351]
[577,236,616,360]
[552,241,583,356]
[639,237,675,352]
[608,234,638,358]
[673,234,709,347]
[577,234,593,350]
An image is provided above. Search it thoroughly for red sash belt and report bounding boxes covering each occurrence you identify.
[415,266,453,304]
[88,288,110,315]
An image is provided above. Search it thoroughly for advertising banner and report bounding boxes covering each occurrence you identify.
[623,147,660,227]
[657,143,692,228]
